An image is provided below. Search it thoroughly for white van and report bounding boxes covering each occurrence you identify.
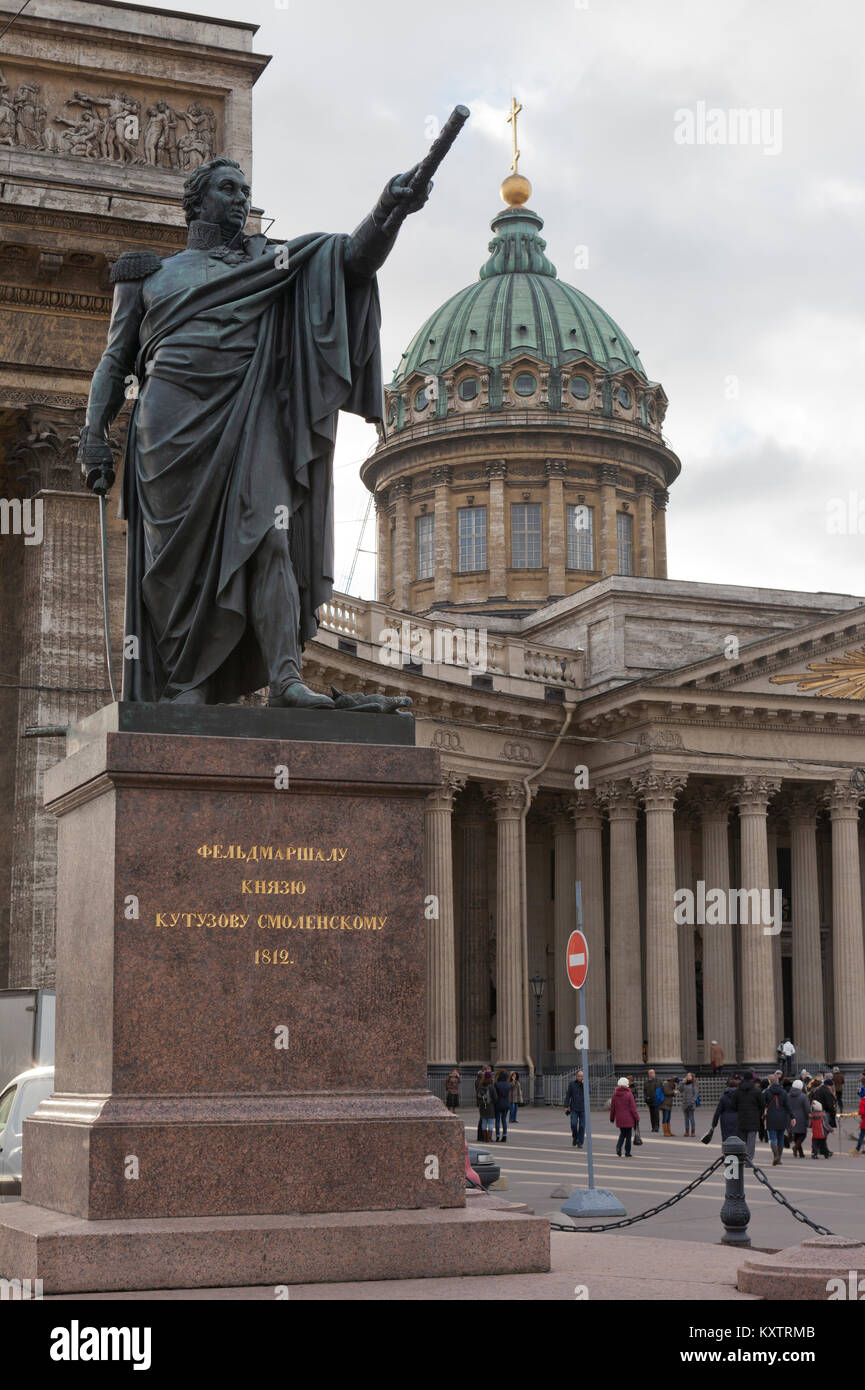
[0,1065,54,1201]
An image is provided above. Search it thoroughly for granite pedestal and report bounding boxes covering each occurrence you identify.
[0,705,549,1292]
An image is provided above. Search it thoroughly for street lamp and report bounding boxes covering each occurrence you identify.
[530,972,545,1106]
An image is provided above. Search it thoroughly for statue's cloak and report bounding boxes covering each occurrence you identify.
[121,233,382,702]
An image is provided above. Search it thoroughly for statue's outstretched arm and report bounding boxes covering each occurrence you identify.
[344,166,431,284]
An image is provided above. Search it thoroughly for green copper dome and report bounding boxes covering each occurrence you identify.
[392,205,647,385]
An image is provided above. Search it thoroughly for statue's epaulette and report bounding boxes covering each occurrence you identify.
[109,251,163,284]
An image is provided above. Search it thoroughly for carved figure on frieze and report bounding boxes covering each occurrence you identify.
[0,69,15,148]
[53,110,103,159]
[13,82,48,149]
[68,91,142,163]
[177,103,216,170]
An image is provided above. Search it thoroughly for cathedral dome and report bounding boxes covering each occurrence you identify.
[385,204,664,437]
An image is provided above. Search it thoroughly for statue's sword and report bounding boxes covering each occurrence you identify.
[378,104,470,238]
[98,490,119,702]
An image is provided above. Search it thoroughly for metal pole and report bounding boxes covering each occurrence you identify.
[580,984,595,1191]
[575,881,595,1190]
[720,1135,751,1246]
[534,996,544,1105]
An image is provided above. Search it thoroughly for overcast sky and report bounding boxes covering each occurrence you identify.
[138,0,865,601]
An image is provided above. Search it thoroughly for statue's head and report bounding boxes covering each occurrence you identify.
[182,156,250,232]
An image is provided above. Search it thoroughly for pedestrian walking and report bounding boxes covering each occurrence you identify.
[445,1066,461,1111]
[856,1092,865,1154]
[710,1076,740,1142]
[476,1067,496,1143]
[565,1067,586,1148]
[610,1076,639,1157]
[680,1073,700,1136]
[831,1066,844,1114]
[788,1079,810,1157]
[764,1076,792,1165]
[810,1101,832,1159]
[812,1074,838,1153]
[661,1075,679,1136]
[508,1071,523,1123]
[493,1068,511,1142]
[643,1068,662,1133]
[710,1040,724,1073]
[731,1071,765,1160]
[778,1037,796,1077]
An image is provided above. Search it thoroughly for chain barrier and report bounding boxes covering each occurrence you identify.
[549,1154,725,1233]
[743,1156,835,1236]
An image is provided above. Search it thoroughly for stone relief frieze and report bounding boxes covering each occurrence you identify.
[0,66,220,171]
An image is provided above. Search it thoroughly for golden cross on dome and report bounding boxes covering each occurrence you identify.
[507,96,522,174]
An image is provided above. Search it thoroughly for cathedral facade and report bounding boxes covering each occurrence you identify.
[1,2,864,1078]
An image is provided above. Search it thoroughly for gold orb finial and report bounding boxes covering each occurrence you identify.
[500,172,532,206]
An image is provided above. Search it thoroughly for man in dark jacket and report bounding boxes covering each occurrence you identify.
[787,1079,810,1157]
[711,1077,740,1141]
[643,1068,661,1133]
[731,1072,765,1159]
[764,1080,793,1165]
[565,1068,586,1148]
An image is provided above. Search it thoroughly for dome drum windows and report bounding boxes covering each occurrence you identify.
[513,371,537,397]
[569,374,591,401]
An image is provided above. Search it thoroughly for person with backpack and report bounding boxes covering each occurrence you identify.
[565,1067,586,1148]
[643,1069,662,1133]
[764,1076,792,1165]
[476,1067,496,1143]
[680,1073,700,1137]
[610,1076,640,1157]
[788,1079,810,1157]
[810,1101,832,1159]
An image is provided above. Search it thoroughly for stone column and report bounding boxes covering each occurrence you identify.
[545,458,567,598]
[636,771,685,1065]
[486,459,507,598]
[788,790,825,1061]
[597,780,642,1066]
[431,466,452,607]
[486,781,527,1066]
[424,770,465,1067]
[390,477,411,610]
[675,806,697,1063]
[457,785,490,1063]
[700,787,736,1062]
[598,465,618,577]
[374,489,390,600]
[635,477,655,578]
[733,776,781,1065]
[653,489,669,579]
[550,797,576,1052]
[767,809,783,1037]
[826,782,865,1062]
[571,791,608,1052]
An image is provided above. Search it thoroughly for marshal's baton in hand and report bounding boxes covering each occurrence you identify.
[379,104,470,238]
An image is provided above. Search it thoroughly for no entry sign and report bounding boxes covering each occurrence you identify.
[566,929,589,990]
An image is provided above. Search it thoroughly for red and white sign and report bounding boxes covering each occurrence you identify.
[566,929,589,990]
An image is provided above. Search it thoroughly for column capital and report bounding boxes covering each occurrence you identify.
[431,465,452,487]
[697,782,733,822]
[598,464,619,488]
[787,787,823,825]
[426,768,466,813]
[546,793,577,829]
[732,775,781,815]
[569,788,602,830]
[390,476,412,500]
[596,779,638,819]
[634,770,687,811]
[544,457,568,479]
[485,780,528,820]
[635,475,655,497]
[825,780,863,819]
[373,488,389,513]
[653,487,670,510]
[485,458,507,480]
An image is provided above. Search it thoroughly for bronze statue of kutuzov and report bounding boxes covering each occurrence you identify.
[77,157,430,710]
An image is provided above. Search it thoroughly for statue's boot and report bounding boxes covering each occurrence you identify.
[269,681,335,710]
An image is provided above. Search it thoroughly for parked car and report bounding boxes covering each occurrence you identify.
[0,1065,54,1201]
[467,1143,500,1189]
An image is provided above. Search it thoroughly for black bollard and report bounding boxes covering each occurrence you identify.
[720,1136,751,1246]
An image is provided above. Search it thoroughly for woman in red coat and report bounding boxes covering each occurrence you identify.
[610,1077,640,1157]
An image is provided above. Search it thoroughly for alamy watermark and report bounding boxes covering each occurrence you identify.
[378,620,488,673]
[0,497,43,546]
[674,881,782,935]
[674,102,783,157]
